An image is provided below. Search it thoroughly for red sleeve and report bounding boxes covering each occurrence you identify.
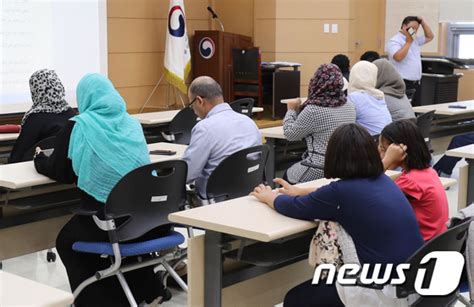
[395,173,423,201]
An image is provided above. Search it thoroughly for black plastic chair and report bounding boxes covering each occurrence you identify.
[22,136,56,161]
[230,98,255,118]
[205,145,270,204]
[416,110,436,153]
[395,217,472,306]
[72,160,189,305]
[161,107,198,145]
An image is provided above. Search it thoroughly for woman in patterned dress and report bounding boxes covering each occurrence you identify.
[283,63,356,183]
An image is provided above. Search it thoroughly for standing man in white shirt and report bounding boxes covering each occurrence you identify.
[387,16,434,106]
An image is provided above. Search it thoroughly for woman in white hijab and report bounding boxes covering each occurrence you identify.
[347,60,392,136]
[373,59,416,122]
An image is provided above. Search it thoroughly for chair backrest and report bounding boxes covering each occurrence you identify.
[232,48,260,83]
[104,160,187,242]
[396,217,472,298]
[416,110,435,138]
[416,110,435,152]
[230,98,255,117]
[22,136,57,161]
[206,145,269,202]
[406,88,417,103]
[168,107,198,145]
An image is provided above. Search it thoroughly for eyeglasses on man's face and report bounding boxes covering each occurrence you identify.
[188,96,204,108]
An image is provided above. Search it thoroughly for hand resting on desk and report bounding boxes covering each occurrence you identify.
[274,178,315,196]
[250,184,279,209]
[250,178,317,209]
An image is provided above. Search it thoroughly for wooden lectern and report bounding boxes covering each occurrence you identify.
[193,31,253,102]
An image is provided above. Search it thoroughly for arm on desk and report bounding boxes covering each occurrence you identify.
[274,178,315,196]
[274,183,339,221]
[251,181,339,221]
[8,115,42,163]
[34,122,76,184]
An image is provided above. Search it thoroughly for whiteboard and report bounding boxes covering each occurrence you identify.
[0,0,108,115]
[384,0,440,53]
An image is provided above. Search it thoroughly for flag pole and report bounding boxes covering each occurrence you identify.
[139,0,190,113]
[138,73,165,113]
[173,87,186,108]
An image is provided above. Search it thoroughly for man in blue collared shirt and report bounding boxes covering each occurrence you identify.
[182,76,262,198]
[387,16,434,106]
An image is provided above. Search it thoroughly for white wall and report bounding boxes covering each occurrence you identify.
[439,0,474,23]
[385,0,440,53]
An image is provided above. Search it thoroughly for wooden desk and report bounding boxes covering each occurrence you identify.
[412,100,474,137]
[132,110,180,126]
[169,177,331,307]
[133,107,264,126]
[168,170,414,307]
[0,142,187,260]
[0,133,19,142]
[170,179,333,242]
[280,97,308,104]
[148,142,187,162]
[169,170,403,241]
[0,271,73,306]
[260,126,284,140]
[412,100,474,116]
[447,144,474,206]
[0,143,187,190]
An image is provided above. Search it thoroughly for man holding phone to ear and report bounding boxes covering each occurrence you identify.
[387,16,434,106]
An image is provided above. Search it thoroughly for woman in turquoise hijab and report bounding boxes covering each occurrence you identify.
[69,73,150,203]
[35,74,170,306]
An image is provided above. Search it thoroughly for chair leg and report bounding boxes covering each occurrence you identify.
[116,271,138,307]
[162,261,188,292]
[73,274,100,299]
[457,293,472,306]
[74,247,123,301]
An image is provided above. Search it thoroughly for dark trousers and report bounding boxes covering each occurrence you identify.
[404,79,422,106]
[434,133,474,175]
[284,279,344,307]
[56,214,171,307]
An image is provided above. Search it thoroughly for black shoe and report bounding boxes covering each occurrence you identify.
[158,288,172,304]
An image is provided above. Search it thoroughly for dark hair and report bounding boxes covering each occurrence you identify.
[401,16,421,28]
[380,120,431,170]
[360,51,380,62]
[189,76,223,100]
[331,54,350,75]
[324,123,384,179]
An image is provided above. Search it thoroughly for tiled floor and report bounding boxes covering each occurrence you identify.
[2,155,471,306]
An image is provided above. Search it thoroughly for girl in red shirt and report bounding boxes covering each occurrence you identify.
[378,120,449,241]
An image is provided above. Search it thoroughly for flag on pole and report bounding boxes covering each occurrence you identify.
[164,0,191,94]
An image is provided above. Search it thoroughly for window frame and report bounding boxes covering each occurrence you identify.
[446,23,474,59]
